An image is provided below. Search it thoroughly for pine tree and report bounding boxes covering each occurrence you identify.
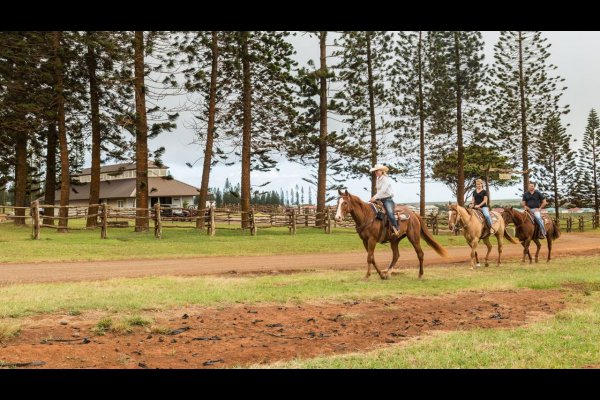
[428,31,487,205]
[579,109,600,218]
[533,115,576,220]
[391,31,433,217]
[332,31,395,196]
[215,31,296,227]
[487,31,569,193]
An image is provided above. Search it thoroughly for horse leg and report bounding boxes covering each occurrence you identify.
[368,238,387,280]
[386,239,400,276]
[526,239,533,264]
[407,224,425,278]
[533,238,541,263]
[469,240,480,269]
[521,241,527,263]
[547,234,553,263]
[362,239,372,280]
[482,237,493,267]
[496,230,503,267]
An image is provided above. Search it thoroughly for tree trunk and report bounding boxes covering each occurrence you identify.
[134,31,149,231]
[86,33,101,228]
[593,142,598,219]
[54,31,70,233]
[417,31,426,217]
[553,152,560,221]
[14,128,27,225]
[197,31,219,229]
[240,31,252,229]
[316,31,328,227]
[43,120,57,225]
[453,32,465,206]
[366,32,377,197]
[518,31,530,193]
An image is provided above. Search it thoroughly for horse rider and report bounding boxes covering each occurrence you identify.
[469,178,495,237]
[369,164,401,237]
[522,181,548,238]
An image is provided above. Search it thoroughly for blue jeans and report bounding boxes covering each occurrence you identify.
[533,209,547,236]
[381,198,399,230]
[480,206,493,228]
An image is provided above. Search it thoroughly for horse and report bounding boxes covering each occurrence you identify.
[501,207,561,263]
[335,189,448,279]
[448,204,518,269]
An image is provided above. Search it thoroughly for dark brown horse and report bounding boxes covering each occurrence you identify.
[501,207,561,263]
[335,190,448,279]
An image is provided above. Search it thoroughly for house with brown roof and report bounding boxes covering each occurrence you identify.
[45,162,199,209]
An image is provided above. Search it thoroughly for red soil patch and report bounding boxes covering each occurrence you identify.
[0,289,567,369]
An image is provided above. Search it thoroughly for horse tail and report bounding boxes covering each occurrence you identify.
[503,229,519,244]
[417,215,448,258]
[551,219,561,240]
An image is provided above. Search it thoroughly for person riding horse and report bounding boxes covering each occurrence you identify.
[369,164,401,237]
[469,178,494,238]
[522,182,548,239]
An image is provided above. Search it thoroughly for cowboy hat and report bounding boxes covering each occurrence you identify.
[369,164,389,173]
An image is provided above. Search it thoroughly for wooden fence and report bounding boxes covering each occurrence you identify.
[3,202,597,240]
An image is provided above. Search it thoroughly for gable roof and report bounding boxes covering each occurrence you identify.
[77,162,168,176]
[48,177,198,201]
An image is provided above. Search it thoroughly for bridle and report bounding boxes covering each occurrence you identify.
[448,208,462,235]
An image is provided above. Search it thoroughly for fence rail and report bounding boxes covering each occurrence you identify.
[2,202,597,240]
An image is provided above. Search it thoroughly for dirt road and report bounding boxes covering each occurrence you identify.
[1,233,598,285]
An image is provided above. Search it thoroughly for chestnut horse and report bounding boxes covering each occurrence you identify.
[501,207,561,263]
[335,190,448,279]
[448,204,518,269]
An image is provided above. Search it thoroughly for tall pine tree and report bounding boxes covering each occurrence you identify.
[487,31,569,193]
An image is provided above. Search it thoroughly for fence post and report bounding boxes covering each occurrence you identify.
[154,203,162,239]
[209,205,216,236]
[250,208,257,236]
[31,200,40,240]
[579,216,584,232]
[100,203,108,239]
[290,209,296,235]
[325,209,331,234]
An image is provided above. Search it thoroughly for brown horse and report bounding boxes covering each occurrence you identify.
[335,189,448,279]
[448,204,518,269]
[501,207,561,263]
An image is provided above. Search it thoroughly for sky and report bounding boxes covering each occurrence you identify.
[136,32,600,205]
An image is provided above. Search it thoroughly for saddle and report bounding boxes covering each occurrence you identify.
[468,208,499,239]
[525,210,551,239]
[371,202,411,243]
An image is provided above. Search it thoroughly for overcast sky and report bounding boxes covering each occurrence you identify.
[141,31,599,205]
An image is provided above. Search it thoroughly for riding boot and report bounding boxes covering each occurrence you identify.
[392,225,401,237]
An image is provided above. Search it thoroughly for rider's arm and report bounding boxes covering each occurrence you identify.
[540,198,548,209]
[521,200,529,211]
[480,196,488,207]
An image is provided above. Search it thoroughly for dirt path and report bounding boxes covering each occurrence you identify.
[0,288,567,368]
[0,233,598,285]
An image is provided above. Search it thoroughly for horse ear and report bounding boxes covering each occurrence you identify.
[344,189,349,195]
[338,189,343,196]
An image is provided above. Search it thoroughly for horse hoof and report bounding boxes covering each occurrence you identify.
[476,263,481,268]
[381,274,390,280]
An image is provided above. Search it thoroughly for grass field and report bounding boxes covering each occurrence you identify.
[0,221,471,263]
[1,255,600,368]
[1,255,599,319]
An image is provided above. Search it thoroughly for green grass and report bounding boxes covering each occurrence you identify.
[1,255,600,319]
[0,322,21,341]
[92,315,152,335]
[267,292,600,369]
[0,222,468,263]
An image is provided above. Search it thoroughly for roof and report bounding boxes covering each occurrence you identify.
[77,162,168,176]
[48,178,198,201]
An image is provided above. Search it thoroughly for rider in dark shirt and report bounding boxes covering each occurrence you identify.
[470,179,494,236]
[521,182,548,238]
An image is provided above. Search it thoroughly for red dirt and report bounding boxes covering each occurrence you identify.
[0,289,568,369]
[0,232,599,285]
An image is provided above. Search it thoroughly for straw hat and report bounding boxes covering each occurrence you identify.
[369,164,389,173]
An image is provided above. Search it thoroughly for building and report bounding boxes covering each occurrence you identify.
[45,162,199,209]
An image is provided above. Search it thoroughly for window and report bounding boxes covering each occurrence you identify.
[117,200,124,208]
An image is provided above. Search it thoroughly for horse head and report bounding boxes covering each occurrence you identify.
[335,189,352,222]
[501,206,516,225]
[447,204,460,232]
